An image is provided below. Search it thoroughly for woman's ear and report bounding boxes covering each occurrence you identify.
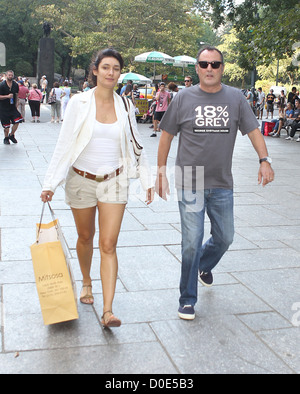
[92,66,98,76]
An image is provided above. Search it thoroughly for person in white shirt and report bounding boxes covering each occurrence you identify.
[61,81,71,121]
[257,87,265,120]
[40,48,154,328]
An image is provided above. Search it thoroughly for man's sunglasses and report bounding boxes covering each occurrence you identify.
[198,61,223,69]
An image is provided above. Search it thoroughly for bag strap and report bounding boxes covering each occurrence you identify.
[121,96,143,152]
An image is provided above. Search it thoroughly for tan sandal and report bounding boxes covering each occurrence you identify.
[80,285,94,305]
[101,311,121,328]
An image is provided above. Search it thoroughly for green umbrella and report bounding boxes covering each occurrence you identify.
[118,72,152,84]
[134,51,175,78]
[173,55,197,76]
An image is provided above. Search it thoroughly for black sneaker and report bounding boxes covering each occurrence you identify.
[8,134,18,144]
[178,305,195,320]
[3,137,10,145]
[150,133,157,137]
[199,271,213,287]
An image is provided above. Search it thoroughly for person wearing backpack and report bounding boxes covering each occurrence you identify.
[49,82,64,123]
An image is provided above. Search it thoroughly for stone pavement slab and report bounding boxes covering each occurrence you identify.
[0,103,299,374]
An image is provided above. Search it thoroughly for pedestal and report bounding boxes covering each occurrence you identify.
[37,37,55,93]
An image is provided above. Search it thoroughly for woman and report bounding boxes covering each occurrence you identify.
[28,83,43,122]
[49,82,64,123]
[61,81,71,121]
[278,90,286,115]
[40,48,154,328]
[122,84,135,105]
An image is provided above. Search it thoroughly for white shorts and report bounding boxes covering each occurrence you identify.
[65,167,129,209]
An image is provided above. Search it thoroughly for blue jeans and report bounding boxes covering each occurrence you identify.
[178,188,234,307]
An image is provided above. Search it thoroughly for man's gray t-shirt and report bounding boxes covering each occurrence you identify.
[160,84,259,189]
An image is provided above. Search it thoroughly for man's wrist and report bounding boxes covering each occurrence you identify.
[259,157,272,165]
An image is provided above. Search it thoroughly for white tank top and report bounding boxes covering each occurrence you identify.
[74,120,122,175]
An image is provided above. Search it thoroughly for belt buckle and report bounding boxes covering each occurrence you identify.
[95,175,105,182]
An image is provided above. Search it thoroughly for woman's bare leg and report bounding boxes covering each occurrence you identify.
[97,202,126,316]
[71,206,96,303]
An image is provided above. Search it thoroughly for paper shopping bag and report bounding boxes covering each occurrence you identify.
[30,203,78,325]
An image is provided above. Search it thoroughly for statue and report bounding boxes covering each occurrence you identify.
[43,22,53,37]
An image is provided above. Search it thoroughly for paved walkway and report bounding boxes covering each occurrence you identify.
[0,103,299,374]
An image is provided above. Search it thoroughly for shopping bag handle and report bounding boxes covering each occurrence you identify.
[37,202,56,242]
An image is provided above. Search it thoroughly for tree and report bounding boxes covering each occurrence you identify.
[194,0,300,65]
[0,0,74,76]
[0,0,42,74]
[218,28,249,87]
[35,0,204,71]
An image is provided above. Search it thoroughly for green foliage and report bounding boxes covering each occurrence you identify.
[35,0,204,71]
[194,0,300,67]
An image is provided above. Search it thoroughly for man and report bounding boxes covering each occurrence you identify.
[0,70,23,145]
[17,80,29,121]
[287,87,298,107]
[257,87,265,120]
[132,84,140,100]
[151,82,170,137]
[184,76,193,88]
[246,88,254,111]
[266,89,276,119]
[285,99,300,141]
[155,46,274,320]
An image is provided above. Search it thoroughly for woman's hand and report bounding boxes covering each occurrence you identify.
[145,187,155,205]
[40,190,54,203]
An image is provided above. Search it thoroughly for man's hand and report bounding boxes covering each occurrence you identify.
[155,173,170,201]
[258,162,274,187]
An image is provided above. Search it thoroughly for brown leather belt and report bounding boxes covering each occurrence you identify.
[72,166,123,183]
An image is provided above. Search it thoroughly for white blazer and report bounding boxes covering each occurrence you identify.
[42,88,153,193]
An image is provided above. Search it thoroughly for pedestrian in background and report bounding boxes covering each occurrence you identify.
[257,87,265,120]
[17,80,29,121]
[278,90,286,116]
[0,70,23,145]
[61,81,71,121]
[40,75,48,103]
[82,81,90,92]
[151,82,170,137]
[168,82,179,101]
[50,82,64,123]
[28,83,43,122]
[184,76,193,88]
[266,89,276,119]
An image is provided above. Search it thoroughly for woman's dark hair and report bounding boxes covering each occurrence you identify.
[89,48,124,87]
[53,81,59,88]
[124,85,132,95]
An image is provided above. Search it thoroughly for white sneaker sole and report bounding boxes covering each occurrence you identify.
[178,312,195,320]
